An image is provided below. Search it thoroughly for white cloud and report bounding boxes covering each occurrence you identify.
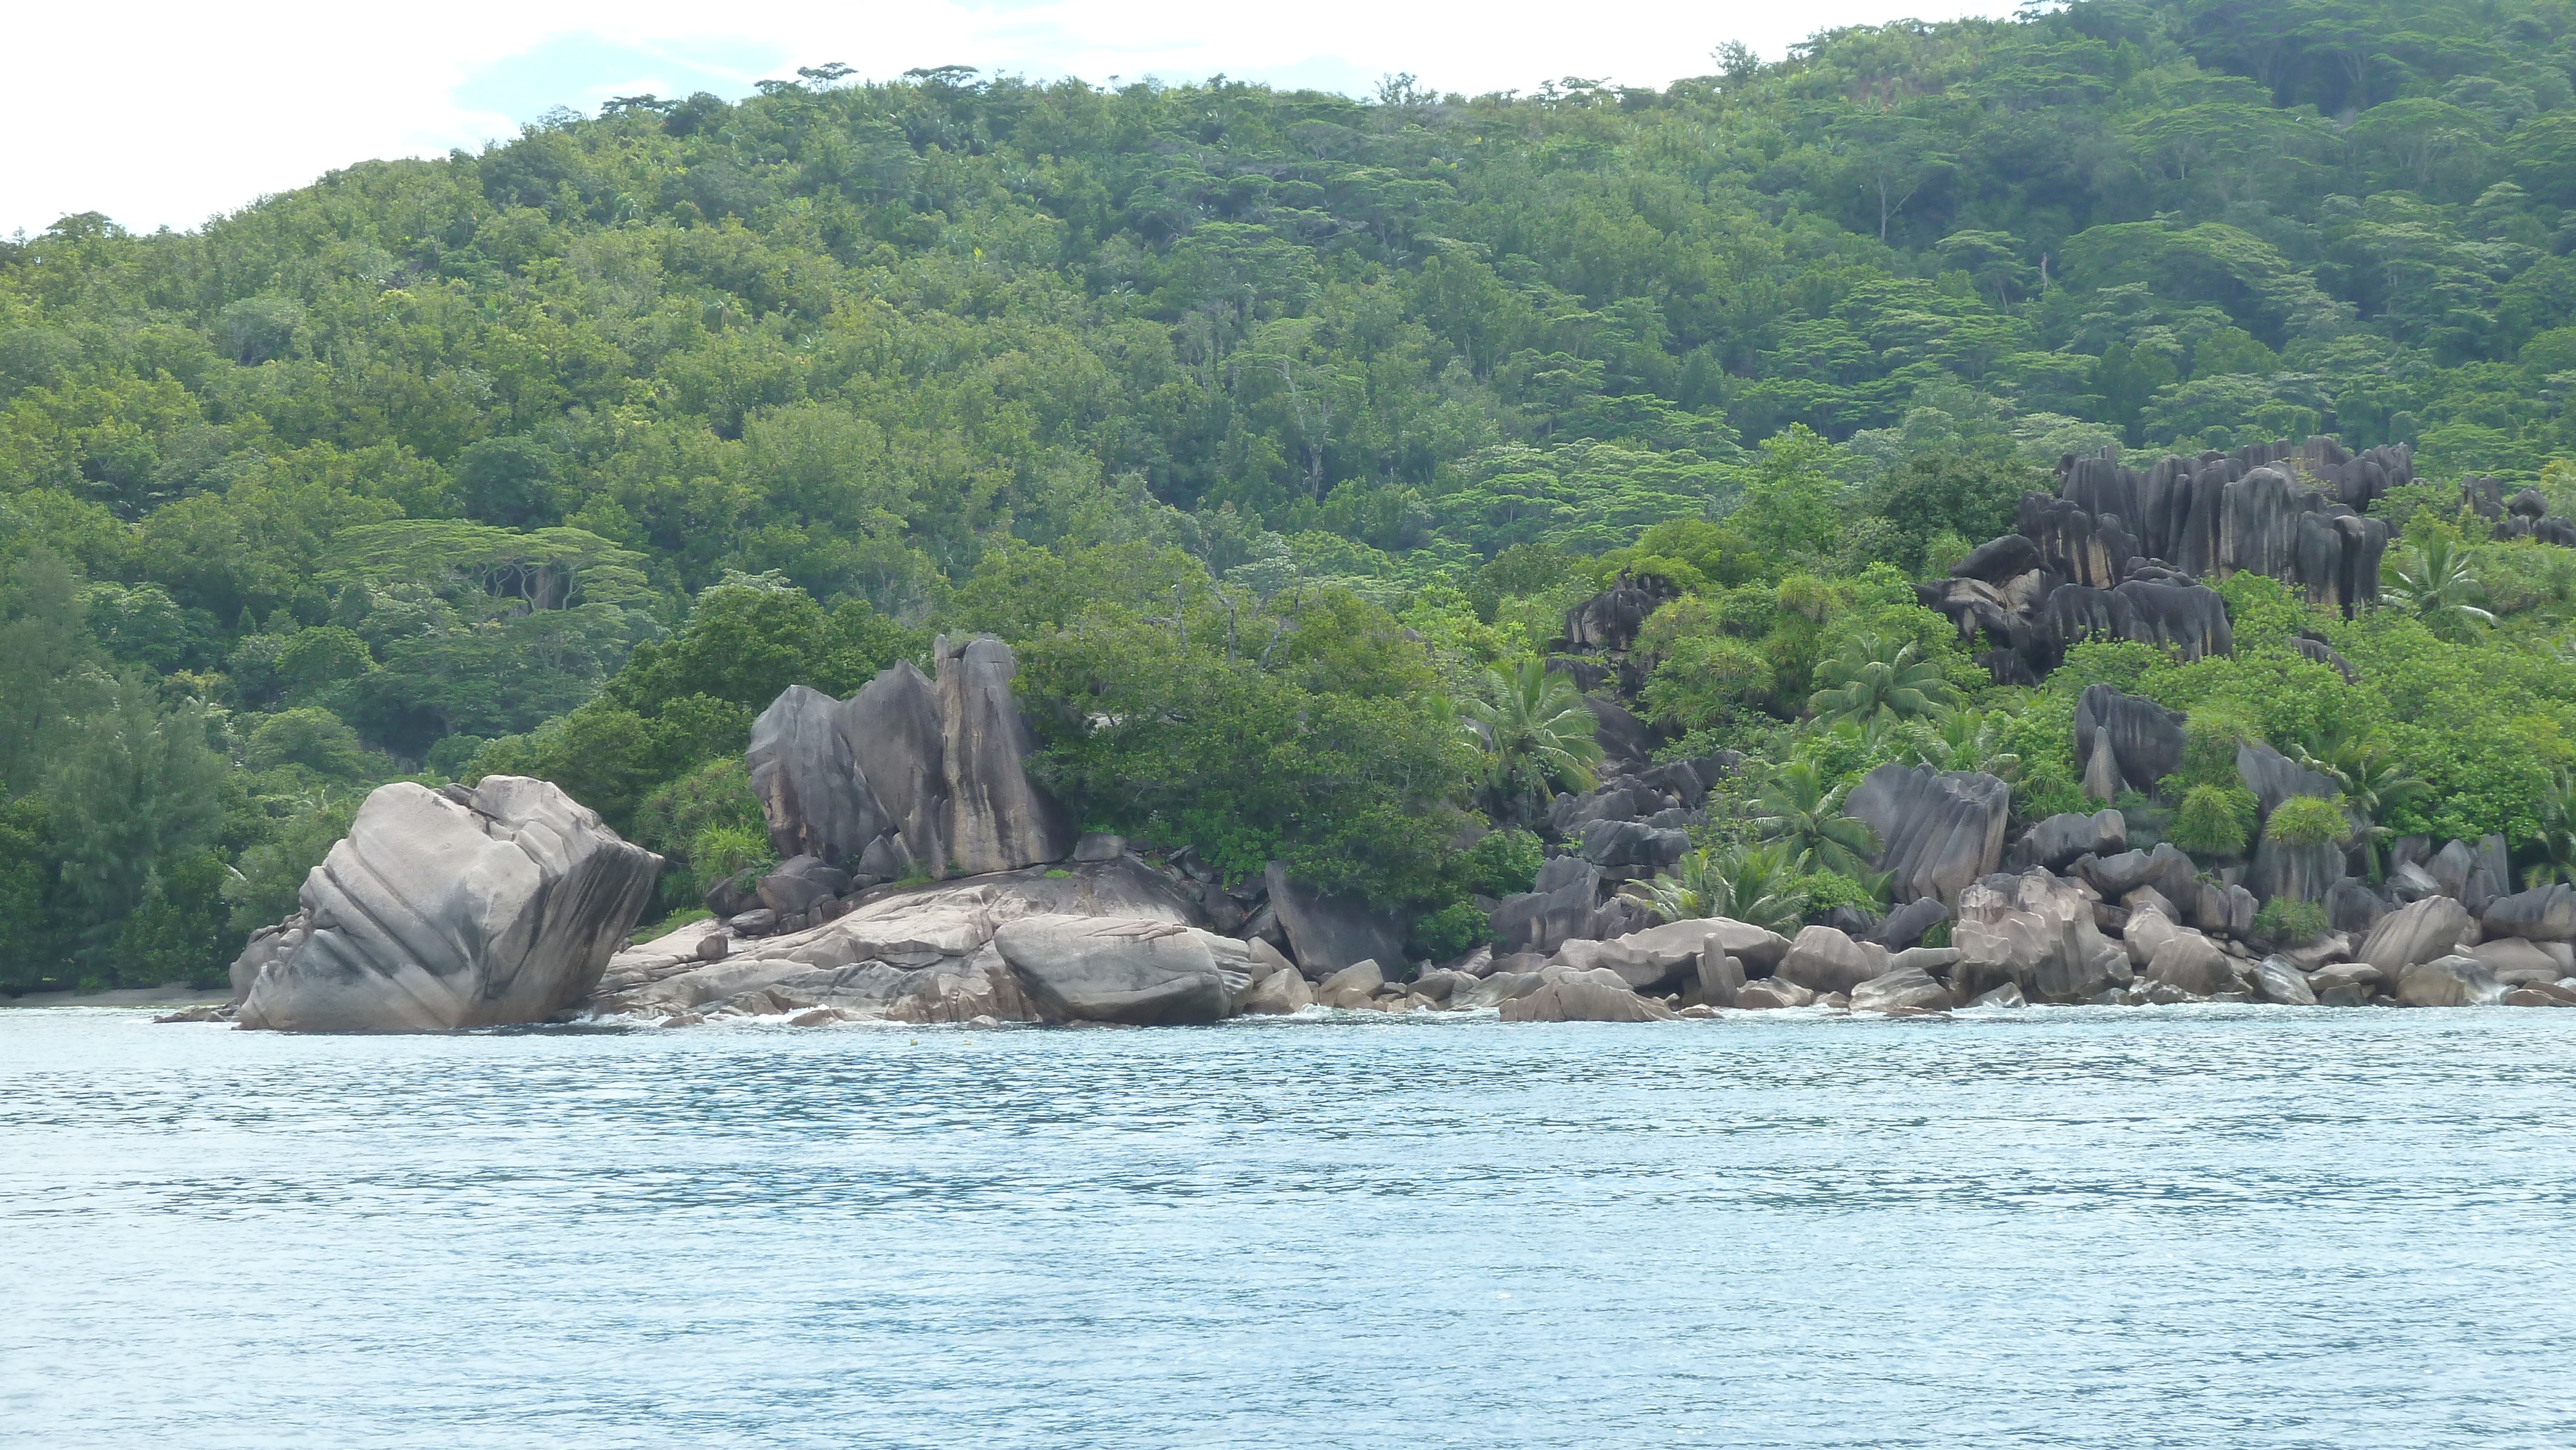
[5,0,2011,237]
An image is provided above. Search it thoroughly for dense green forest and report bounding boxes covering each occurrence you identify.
[14,0,2576,991]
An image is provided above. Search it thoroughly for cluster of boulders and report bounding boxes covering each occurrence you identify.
[1918,437,2416,684]
[2463,475,2576,545]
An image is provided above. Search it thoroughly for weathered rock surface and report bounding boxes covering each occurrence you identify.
[934,635,1078,876]
[1774,926,1893,997]
[2236,742,2338,816]
[238,777,663,1032]
[2481,884,2576,941]
[1497,965,1676,1022]
[589,856,1200,1021]
[1951,869,2133,1003]
[2357,896,2474,975]
[1265,862,1408,977]
[1849,965,1952,1014]
[993,915,1242,1026]
[846,660,948,872]
[2010,809,2128,874]
[2073,686,2187,801]
[2252,956,2319,1005]
[748,685,891,864]
[1732,977,1816,1009]
[1864,896,1951,950]
[2396,954,2505,1008]
[1846,763,2011,904]
[2144,932,2235,997]
[2074,843,2198,904]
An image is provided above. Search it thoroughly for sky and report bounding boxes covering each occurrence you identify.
[5,0,2016,239]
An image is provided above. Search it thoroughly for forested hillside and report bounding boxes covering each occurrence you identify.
[13,0,2576,992]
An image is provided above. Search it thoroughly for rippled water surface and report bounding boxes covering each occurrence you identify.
[7,1006,2576,1448]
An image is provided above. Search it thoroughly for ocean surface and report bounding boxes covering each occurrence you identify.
[6,1004,2575,1449]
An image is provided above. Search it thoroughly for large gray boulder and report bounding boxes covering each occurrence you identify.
[1850,965,1952,1013]
[1774,925,1893,997]
[2074,843,2198,903]
[934,635,1077,876]
[846,659,949,873]
[2358,896,2473,975]
[992,915,1243,1026]
[237,778,662,1032]
[2482,885,2576,941]
[1492,856,1606,956]
[1497,965,1677,1022]
[1846,763,2011,904]
[748,685,892,864]
[2073,686,2187,798]
[1266,862,1408,977]
[2252,956,2319,1005]
[1607,915,1794,974]
[2009,810,2127,874]
[2143,933,2235,997]
[2396,954,2506,1008]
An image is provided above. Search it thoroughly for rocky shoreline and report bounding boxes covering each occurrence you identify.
[184,442,2576,1033]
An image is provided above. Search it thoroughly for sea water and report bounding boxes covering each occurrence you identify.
[5,1005,2574,1448]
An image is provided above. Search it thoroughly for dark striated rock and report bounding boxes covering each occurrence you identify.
[238,777,662,1032]
[2040,579,2233,664]
[1562,574,1669,652]
[934,635,1077,876]
[2427,835,2512,914]
[702,866,763,919]
[2293,633,2358,683]
[1265,862,1408,976]
[2249,836,2342,906]
[1845,763,2011,904]
[1865,896,1951,951]
[2074,686,2188,801]
[2482,884,2576,941]
[2236,741,2337,817]
[1584,696,1661,773]
[2009,809,2127,874]
[846,660,949,873]
[1950,533,2043,585]
[2327,876,2391,936]
[757,855,851,916]
[748,685,892,865]
[1577,818,1689,871]
[2074,843,2197,904]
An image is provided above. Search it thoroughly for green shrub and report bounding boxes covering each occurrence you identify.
[2263,795,2353,848]
[1461,829,1545,898]
[2170,785,2258,856]
[1410,900,1492,961]
[2253,896,2330,945]
[1787,869,1884,918]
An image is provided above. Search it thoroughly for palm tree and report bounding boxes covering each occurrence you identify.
[2526,768,2576,889]
[2289,729,2429,881]
[1629,842,1804,933]
[1461,659,1605,821]
[1806,634,1955,728]
[1904,708,2023,782]
[2382,536,2496,637]
[1751,760,1882,877]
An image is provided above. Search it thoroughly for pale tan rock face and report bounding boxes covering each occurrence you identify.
[238,777,662,1032]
